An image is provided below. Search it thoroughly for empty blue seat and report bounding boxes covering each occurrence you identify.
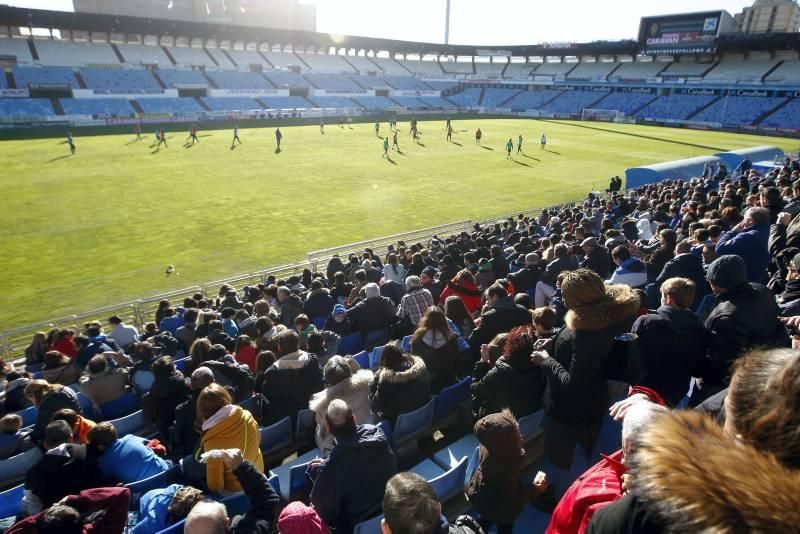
[100,391,140,421]
[392,398,435,448]
[238,395,258,414]
[338,332,363,355]
[0,447,42,486]
[465,445,480,489]
[352,351,370,370]
[353,514,384,534]
[110,409,145,437]
[369,346,384,370]
[17,405,37,428]
[272,449,320,500]
[363,328,389,350]
[409,458,446,481]
[518,409,545,443]
[260,416,293,456]
[295,408,316,445]
[433,376,472,423]
[0,484,23,519]
[433,434,479,470]
[400,335,412,352]
[429,455,468,502]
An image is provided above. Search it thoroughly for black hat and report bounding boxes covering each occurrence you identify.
[706,255,747,289]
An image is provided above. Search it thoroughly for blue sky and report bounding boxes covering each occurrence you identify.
[3,0,758,44]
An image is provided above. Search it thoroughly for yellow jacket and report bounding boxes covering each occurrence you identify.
[199,405,264,493]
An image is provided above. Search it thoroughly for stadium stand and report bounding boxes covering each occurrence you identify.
[504,62,534,79]
[439,60,473,75]
[34,39,119,66]
[541,88,610,114]
[164,46,215,68]
[60,98,135,115]
[390,96,430,108]
[116,43,173,66]
[260,96,314,109]
[589,90,657,115]
[226,48,272,68]
[0,37,34,62]
[296,52,356,73]
[369,57,411,75]
[760,98,800,129]
[534,61,577,77]
[692,95,787,126]
[610,59,669,80]
[400,59,444,76]
[260,50,305,69]
[201,97,263,111]
[309,96,361,109]
[704,55,779,83]
[566,61,620,81]
[263,70,308,88]
[136,97,204,113]
[79,68,161,91]
[423,80,459,91]
[154,68,208,88]
[304,72,364,91]
[446,88,483,107]
[345,55,380,73]
[635,93,718,120]
[504,89,563,109]
[418,96,457,108]
[205,70,273,90]
[659,59,714,77]
[351,75,391,90]
[205,47,236,69]
[480,88,521,107]
[0,98,53,117]
[764,59,800,85]
[12,66,79,88]
[474,60,506,78]
[350,95,398,110]
[0,75,5,89]
[380,75,432,91]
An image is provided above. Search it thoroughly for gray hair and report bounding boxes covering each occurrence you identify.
[327,398,352,426]
[276,286,291,297]
[323,355,353,386]
[185,501,227,534]
[190,367,215,391]
[405,275,422,290]
[364,283,380,299]
[621,401,669,454]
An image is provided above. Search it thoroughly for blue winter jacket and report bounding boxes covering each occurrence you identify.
[97,434,169,484]
[715,222,770,283]
[131,483,183,534]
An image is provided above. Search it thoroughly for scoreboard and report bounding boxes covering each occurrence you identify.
[639,11,735,55]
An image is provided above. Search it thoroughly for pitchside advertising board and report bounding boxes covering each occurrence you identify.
[639,11,731,55]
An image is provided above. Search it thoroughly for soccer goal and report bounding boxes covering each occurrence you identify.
[581,109,625,122]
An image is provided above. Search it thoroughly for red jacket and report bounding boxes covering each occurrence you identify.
[439,278,483,315]
[545,449,626,534]
[7,487,130,534]
[51,337,78,359]
[235,345,258,372]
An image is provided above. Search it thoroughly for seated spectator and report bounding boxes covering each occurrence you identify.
[324,304,353,337]
[174,309,198,353]
[79,355,129,407]
[330,271,354,305]
[49,408,95,445]
[468,284,531,359]
[532,307,557,339]
[108,315,138,351]
[294,314,317,350]
[24,332,47,368]
[309,356,374,456]
[777,252,800,316]
[653,239,708,309]
[197,345,254,402]
[74,332,115,371]
[171,367,215,461]
[184,448,280,534]
[261,331,323,426]
[508,253,542,295]
[381,472,483,534]
[3,371,33,413]
[159,308,185,336]
[476,258,497,291]
[40,350,80,387]
[715,206,770,283]
[535,244,576,307]
[467,411,549,533]
[444,296,477,338]
[277,286,304,328]
[49,329,77,359]
[277,502,330,534]
[221,308,239,339]
[420,266,443,304]
[410,307,459,394]
[22,420,103,516]
[644,229,677,283]
[580,238,612,279]
[309,400,397,533]
[307,331,341,368]
[397,276,435,331]
[369,344,430,425]
[347,283,397,340]
[87,422,169,484]
[439,270,483,315]
[471,325,545,421]
[607,246,647,289]
[25,380,81,444]
[304,279,335,320]
[130,342,156,393]
[383,253,407,285]
[9,486,130,534]
[143,356,190,440]
[234,335,258,371]
[0,414,34,459]
[130,484,203,534]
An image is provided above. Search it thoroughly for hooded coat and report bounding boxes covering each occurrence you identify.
[467,297,532,359]
[369,355,431,425]
[411,330,459,394]
[471,354,545,422]
[304,288,335,321]
[309,369,374,455]
[199,404,264,493]
[654,252,709,308]
[439,278,483,315]
[261,351,323,426]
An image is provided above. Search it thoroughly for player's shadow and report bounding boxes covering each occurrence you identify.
[395,150,406,156]
[544,149,561,155]
[275,147,282,154]
[198,134,212,138]
[125,139,139,146]
[386,156,397,165]
[183,143,195,149]
[522,154,541,161]
[416,142,426,147]
[512,159,532,168]
[451,141,463,147]
[230,144,238,150]
[480,146,494,151]
[47,154,72,162]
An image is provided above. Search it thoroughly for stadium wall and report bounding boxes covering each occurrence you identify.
[625,155,723,188]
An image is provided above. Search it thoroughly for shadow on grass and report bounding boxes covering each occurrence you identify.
[480,145,494,151]
[512,159,531,168]
[125,139,139,146]
[198,134,213,138]
[394,149,406,156]
[183,143,194,149]
[48,154,72,162]
[544,149,561,155]
[522,154,541,161]
[387,156,397,165]
[416,142,426,147]
[275,147,282,154]
[451,141,463,147]
[230,144,238,150]
[544,120,729,152]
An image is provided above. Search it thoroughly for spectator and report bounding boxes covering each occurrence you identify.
[277,286,304,328]
[645,229,677,282]
[346,283,397,339]
[0,414,34,459]
[24,332,47,368]
[362,259,382,284]
[22,420,103,516]
[155,300,170,326]
[8,486,130,534]
[234,335,258,371]
[130,342,156,393]
[632,278,707,406]
[194,384,264,493]
[410,307,459,394]
[260,331,323,426]
[174,309,198,353]
[467,411,549,533]
[49,408,95,445]
[277,502,330,534]
[330,271,354,306]
[143,356,190,440]
[159,308,185,336]
[468,283,531,359]
[420,266,443,304]
[294,314,317,350]
[197,345,254,402]
[49,329,77,359]
[697,255,789,403]
[79,355,129,407]
[471,325,545,421]
[40,350,80,387]
[3,371,32,413]
[309,400,398,533]
[369,344,431,425]
[184,448,280,534]
[475,258,497,291]
[108,315,138,351]
[171,367,215,461]
[130,484,202,533]
[383,253,407,285]
[580,238,612,279]
[535,244,576,307]
[439,270,483,316]
[444,296,477,338]
[87,422,169,484]
[309,356,374,456]
[653,239,708,309]
[607,246,647,289]
[221,308,239,338]
[532,269,640,469]
[324,304,352,337]
[304,279,335,321]
[25,380,81,444]
[715,206,770,283]
[397,276,435,330]
[778,252,800,316]
[508,253,542,295]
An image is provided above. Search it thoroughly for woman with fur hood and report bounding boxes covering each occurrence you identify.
[532,269,640,469]
[588,347,800,533]
[309,356,374,456]
[410,307,459,394]
[369,343,431,426]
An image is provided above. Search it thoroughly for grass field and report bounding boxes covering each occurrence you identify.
[1,118,798,330]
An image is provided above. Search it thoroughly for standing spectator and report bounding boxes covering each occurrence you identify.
[309,400,397,533]
[87,422,169,484]
[778,252,800,316]
[171,367,215,461]
[468,284,531,359]
[277,286,304,328]
[645,229,677,283]
[25,380,81,445]
[108,315,138,351]
[444,296,477,338]
[397,276,435,330]
[40,351,80,386]
[715,206,770,283]
[580,238,612,279]
[653,239,708,309]
[369,344,431,425]
[439,270,483,316]
[79,355,129,407]
[410,307,459,394]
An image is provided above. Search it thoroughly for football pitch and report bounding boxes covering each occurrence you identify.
[1,118,798,330]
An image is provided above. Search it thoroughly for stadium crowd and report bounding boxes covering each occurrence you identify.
[0,154,799,533]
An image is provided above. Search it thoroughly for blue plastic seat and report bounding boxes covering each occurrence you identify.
[511,503,553,533]
[400,335,412,353]
[338,332,363,355]
[260,416,293,456]
[132,371,155,394]
[392,398,435,448]
[76,392,99,420]
[433,376,472,423]
[0,484,23,519]
[429,455,468,502]
[110,409,145,437]
[464,445,480,489]
[433,434,479,470]
[0,447,42,486]
[219,492,251,517]
[369,346,384,369]
[363,328,389,350]
[295,408,316,445]
[99,390,140,421]
[124,464,180,508]
[272,449,320,500]
[174,357,190,371]
[353,514,384,534]
[17,405,37,428]
[352,350,370,370]
[155,518,185,533]
[238,395,258,415]
[518,409,545,443]
[65,382,80,392]
[409,458,446,481]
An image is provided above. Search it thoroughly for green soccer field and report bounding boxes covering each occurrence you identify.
[1,118,798,330]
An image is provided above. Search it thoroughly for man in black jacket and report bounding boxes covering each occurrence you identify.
[508,253,542,295]
[170,367,215,460]
[580,238,612,280]
[346,283,397,335]
[653,239,709,309]
[184,448,280,534]
[645,229,677,282]
[468,284,532,359]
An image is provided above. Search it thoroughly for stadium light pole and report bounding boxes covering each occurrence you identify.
[445,0,451,44]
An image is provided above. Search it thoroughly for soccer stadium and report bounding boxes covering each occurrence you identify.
[0,0,799,531]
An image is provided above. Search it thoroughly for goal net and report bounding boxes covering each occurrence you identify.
[581,109,625,122]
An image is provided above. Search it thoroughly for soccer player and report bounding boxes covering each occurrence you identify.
[517,134,523,153]
[320,119,325,134]
[347,116,352,128]
[446,118,451,131]
[231,125,241,148]
[375,121,381,137]
[339,116,344,129]
[540,133,547,150]
[134,123,142,141]
[158,129,168,148]
[165,264,175,277]
[383,137,389,158]
[154,129,160,144]
[392,129,399,151]
[188,123,199,145]
[475,128,482,145]
[67,132,75,155]
[275,128,283,151]
[446,124,453,142]
[506,138,513,159]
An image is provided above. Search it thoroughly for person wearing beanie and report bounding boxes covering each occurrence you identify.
[420,266,443,304]
[475,258,496,292]
[324,303,352,337]
[278,501,329,534]
[345,283,397,345]
[466,411,548,533]
[715,206,770,283]
[698,255,789,403]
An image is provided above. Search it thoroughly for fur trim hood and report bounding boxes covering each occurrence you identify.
[565,284,640,331]
[309,369,374,414]
[376,355,428,384]
[630,410,800,533]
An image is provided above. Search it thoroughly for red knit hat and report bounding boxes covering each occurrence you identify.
[277,502,329,534]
